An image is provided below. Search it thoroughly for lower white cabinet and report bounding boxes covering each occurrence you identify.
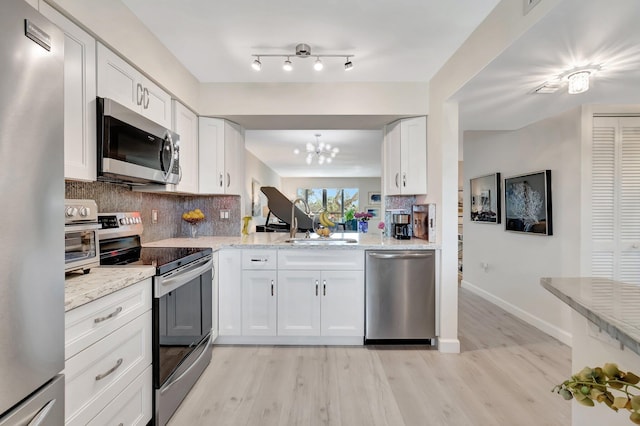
[277,270,364,337]
[242,270,277,336]
[64,279,152,426]
[218,249,242,335]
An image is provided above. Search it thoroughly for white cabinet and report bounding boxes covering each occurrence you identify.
[277,250,364,338]
[40,3,97,181]
[172,101,199,193]
[241,249,277,336]
[64,279,152,426]
[198,117,245,195]
[211,252,219,342]
[218,249,242,335]
[384,116,427,195]
[97,42,172,128]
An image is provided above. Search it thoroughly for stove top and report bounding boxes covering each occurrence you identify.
[101,243,212,275]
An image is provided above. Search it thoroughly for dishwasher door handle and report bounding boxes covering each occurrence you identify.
[367,252,433,260]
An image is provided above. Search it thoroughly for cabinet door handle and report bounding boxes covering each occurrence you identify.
[227,172,231,187]
[27,398,57,426]
[315,280,319,296]
[143,87,150,109]
[271,281,274,296]
[403,173,407,187]
[219,173,223,187]
[251,258,268,263]
[395,173,399,188]
[94,306,122,323]
[323,280,326,296]
[95,358,123,381]
[136,83,143,105]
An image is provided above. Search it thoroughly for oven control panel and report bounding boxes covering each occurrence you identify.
[65,199,98,224]
[97,212,143,240]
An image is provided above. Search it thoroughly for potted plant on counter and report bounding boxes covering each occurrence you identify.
[345,208,357,231]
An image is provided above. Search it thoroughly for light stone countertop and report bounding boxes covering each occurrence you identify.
[144,232,441,251]
[541,277,640,357]
[65,266,156,312]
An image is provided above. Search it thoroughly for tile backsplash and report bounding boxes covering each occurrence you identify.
[65,181,241,243]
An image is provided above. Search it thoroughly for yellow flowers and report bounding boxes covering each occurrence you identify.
[182,208,205,223]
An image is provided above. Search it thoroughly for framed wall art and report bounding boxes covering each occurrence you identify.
[504,170,552,235]
[366,207,380,218]
[470,173,501,224]
[368,192,381,205]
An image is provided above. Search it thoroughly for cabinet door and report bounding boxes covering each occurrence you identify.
[242,270,277,336]
[198,117,225,194]
[320,271,364,337]
[41,3,96,181]
[173,101,198,193]
[97,42,140,112]
[140,75,172,128]
[384,121,402,195]
[277,270,321,336]
[400,116,427,195]
[218,250,242,335]
[224,121,245,196]
[211,252,219,342]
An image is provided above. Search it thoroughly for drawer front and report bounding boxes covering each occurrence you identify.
[65,311,152,426]
[278,249,364,270]
[87,366,152,426]
[242,249,277,270]
[65,278,152,360]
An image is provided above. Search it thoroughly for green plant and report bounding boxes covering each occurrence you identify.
[553,363,640,424]
[345,208,355,222]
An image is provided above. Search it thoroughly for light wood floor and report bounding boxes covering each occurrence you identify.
[168,288,571,425]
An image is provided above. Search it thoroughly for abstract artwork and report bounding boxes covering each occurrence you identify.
[504,170,552,235]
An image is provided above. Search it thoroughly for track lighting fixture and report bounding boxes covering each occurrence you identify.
[251,43,354,72]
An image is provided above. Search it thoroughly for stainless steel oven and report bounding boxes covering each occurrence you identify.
[65,199,101,274]
[98,212,213,425]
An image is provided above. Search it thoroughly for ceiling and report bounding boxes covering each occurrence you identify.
[120,0,640,175]
[120,0,500,176]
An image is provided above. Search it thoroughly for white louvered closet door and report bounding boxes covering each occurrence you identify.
[591,116,640,284]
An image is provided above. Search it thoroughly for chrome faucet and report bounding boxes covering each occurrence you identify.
[290,197,310,238]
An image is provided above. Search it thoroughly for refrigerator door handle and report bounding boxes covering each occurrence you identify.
[26,398,57,426]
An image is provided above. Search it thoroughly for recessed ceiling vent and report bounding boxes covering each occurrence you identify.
[524,0,542,15]
[530,81,561,94]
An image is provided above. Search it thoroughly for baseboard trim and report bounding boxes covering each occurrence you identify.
[461,280,572,346]
[437,338,461,353]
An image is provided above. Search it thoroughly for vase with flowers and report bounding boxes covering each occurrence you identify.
[378,221,386,241]
[354,211,372,233]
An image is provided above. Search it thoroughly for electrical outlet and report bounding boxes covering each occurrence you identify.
[152,209,158,224]
[220,209,230,220]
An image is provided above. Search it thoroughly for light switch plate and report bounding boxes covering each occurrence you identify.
[220,209,230,220]
[152,209,158,224]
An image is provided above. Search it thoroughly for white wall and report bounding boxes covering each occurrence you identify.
[461,108,582,345]
[244,150,281,233]
[281,177,382,229]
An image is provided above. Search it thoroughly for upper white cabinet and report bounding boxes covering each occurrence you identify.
[172,101,198,193]
[96,42,172,129]
[40,3,97,181]
[198,117,245,195]
[384,116,427,195]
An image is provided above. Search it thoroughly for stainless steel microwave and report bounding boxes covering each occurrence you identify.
[97,97,180,185]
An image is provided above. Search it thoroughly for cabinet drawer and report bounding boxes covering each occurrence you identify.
[65,278,152,360]
[278,249,364,270]
[242,249,277,270]
[65,311,152,426]
[87,366,152,426]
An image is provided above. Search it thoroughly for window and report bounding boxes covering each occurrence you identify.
[296,188,359,221]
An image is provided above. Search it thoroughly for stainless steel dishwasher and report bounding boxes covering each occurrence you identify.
[365,250,436,341]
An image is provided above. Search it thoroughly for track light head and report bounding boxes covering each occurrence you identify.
[314,57,323,71]
[283,57,293,71]
[251,57,261,71]
[344,57,353,71]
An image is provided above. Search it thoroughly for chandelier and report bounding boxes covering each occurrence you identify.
[252,43,354,72]
[293,134,339,165]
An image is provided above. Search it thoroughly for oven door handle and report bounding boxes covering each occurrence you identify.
[159,333,212,396]
[155,256,213,297]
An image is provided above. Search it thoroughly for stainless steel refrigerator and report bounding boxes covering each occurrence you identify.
[0,0,65,424]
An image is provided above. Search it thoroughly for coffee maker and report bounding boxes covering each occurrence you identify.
[392,213,411,239]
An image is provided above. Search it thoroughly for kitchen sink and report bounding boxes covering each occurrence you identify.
[284,237,358,245]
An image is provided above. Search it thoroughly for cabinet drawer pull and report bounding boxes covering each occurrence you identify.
[251,258,268,263]
[271,281,274,296]
[95,358,123,381]
[323,280,326,296]
[94,306,123,323]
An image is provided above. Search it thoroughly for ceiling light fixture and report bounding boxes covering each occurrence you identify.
[293,134,339,165]
[558,64,602,95]
[251,43,354,72]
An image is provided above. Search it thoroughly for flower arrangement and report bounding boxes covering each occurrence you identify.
[553,363,640,424]
[354,212,373,222]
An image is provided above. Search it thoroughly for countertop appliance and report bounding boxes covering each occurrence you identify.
[65,199,101,274]
[412,204,436,242]
[0,1,65,424]
[97,97,180,185]
[98,213,213,426]
[392,213,411,240]
[365,250,436,342]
